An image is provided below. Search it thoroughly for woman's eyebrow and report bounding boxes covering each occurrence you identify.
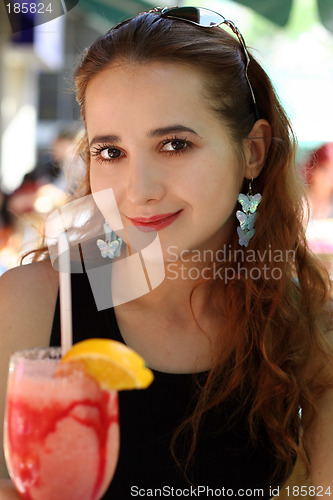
[89,125,201,147]
[89,135,120,147]
[147,124,200,137]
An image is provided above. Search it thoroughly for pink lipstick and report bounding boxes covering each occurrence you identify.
[127,210,182,231]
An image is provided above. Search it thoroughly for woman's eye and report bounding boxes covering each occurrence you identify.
[100,147,123,160]
[91,145,124,163]
[161,138,191,153]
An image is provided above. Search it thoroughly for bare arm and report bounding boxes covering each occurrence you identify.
[304,388,333,493]
[0,261,58,477]
[303,329,333,495]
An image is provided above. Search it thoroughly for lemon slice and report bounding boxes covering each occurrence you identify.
[57,339,154,391]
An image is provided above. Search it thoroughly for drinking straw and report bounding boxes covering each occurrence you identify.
[58,232,73,356]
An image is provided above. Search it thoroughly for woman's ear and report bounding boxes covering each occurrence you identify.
[244,119,271,179]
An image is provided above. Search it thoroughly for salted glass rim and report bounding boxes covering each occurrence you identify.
[9,346,62,363]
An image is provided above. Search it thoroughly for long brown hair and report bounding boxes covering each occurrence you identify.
[73,12,332,484]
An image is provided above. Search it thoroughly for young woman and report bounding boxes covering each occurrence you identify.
[0,7,332,498]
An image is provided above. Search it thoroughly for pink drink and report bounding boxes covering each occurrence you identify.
[4,348,119,500]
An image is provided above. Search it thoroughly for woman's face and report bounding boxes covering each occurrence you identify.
[85,61,246,260]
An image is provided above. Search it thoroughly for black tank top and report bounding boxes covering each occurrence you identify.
[50,273,282,498]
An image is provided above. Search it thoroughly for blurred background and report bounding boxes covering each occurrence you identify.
[0,0,332,276]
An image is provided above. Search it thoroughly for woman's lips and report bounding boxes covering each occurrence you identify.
[127,210,182,231]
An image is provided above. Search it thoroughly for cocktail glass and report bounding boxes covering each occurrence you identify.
[3,347,119,500]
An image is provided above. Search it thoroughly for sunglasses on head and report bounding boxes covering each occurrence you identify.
[111,6,259,120]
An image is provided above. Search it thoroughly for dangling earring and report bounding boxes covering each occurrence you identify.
[96,220,123,258]
[236,178,262,247]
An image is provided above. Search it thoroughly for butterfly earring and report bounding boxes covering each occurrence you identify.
[236,178,262,247]
[96,221,123,258]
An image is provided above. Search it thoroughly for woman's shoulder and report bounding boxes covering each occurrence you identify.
[0,259,58,301]
[0,260,59,350]
[304,297,333,368]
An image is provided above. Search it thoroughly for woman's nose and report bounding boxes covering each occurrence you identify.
[126,156,165,205]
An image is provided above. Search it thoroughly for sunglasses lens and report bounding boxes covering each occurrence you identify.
[162,7,225,27]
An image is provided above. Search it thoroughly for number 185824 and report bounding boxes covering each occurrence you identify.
[286,486,332,496]
[6,3,53,14]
